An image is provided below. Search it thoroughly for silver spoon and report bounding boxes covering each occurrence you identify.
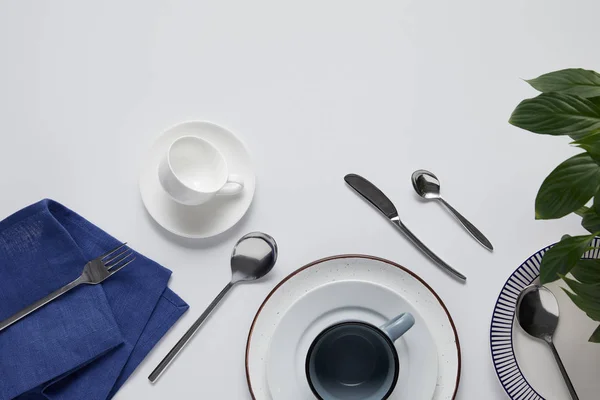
[148,232,278,383]
[411,169,493,251]
[516,285,579,400]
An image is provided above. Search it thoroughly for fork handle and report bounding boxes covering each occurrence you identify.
[0,277,82,332]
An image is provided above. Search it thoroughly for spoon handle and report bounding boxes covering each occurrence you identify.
[148,281,235,383]
[547,340,579,400]
[391,218,466,282]
[438,198,493,251]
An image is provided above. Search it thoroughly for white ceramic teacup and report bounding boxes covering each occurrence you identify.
[158,136,244,206]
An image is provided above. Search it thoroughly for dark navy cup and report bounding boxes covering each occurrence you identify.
[305,313,415,400]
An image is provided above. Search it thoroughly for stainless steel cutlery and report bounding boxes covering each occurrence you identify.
[517,285,579,400]
[411,169,493,251]
[0,243,136,332]
[149,232,278,383]
[344,173,466,282]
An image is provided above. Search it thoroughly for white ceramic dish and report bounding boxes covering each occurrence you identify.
[139,121,255,239]
[491,242,600,400]
[246,255,461,400]
[266,280,438,400]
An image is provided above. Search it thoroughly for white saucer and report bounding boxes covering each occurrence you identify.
[266,280,438,400]
[139,121,255,239]
[246,255,461,400]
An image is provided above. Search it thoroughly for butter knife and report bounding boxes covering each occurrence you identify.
[344,173,466,282]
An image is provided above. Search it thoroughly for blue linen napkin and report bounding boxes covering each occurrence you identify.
[0,199,189,400]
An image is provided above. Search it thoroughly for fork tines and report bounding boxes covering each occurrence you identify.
[102,243,136,273]
[101,243,128,259]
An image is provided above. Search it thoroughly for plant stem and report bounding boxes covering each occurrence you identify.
[575,206,590,217]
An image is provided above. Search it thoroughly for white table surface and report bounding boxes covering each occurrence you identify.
[0,1,597,399]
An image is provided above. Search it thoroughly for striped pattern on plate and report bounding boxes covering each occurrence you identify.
[490,239,600,400]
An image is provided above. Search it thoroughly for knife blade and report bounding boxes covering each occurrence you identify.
[344,173,466,282]
[344,174,398,219]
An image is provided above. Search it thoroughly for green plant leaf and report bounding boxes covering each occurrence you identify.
[562,275,600,302]
[590,324,600,343]
[535,153,600,219]
[575,206,590,217]
[526,69,600,98]
[590,97,600,108]
[562,289,600,321]
[509,93,600,138]
[540,234,596,284]
[595,195,600,216]
[572,130,600,162]
[580,193,600,233]
[582,209,600,233]
[571,259,600,284]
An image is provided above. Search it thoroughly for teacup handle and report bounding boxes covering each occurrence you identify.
[217,174,244,196]
[380,313,415,342]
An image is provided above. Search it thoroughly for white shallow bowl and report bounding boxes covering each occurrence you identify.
[266,279,438,400]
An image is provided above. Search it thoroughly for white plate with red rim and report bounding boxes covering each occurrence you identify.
[245,255,461,400]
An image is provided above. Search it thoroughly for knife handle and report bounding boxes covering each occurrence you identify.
[390,218,467,282]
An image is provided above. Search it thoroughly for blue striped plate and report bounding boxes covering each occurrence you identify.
[490,240,600,400]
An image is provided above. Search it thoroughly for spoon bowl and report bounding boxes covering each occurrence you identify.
[516,285,559,341]
[411,170,441,200]
[516,285,579,399]
[231,232,278,283]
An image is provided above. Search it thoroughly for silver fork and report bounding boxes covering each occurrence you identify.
[0,243,136,332]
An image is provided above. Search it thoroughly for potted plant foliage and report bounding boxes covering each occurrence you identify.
[510,68,600,342]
